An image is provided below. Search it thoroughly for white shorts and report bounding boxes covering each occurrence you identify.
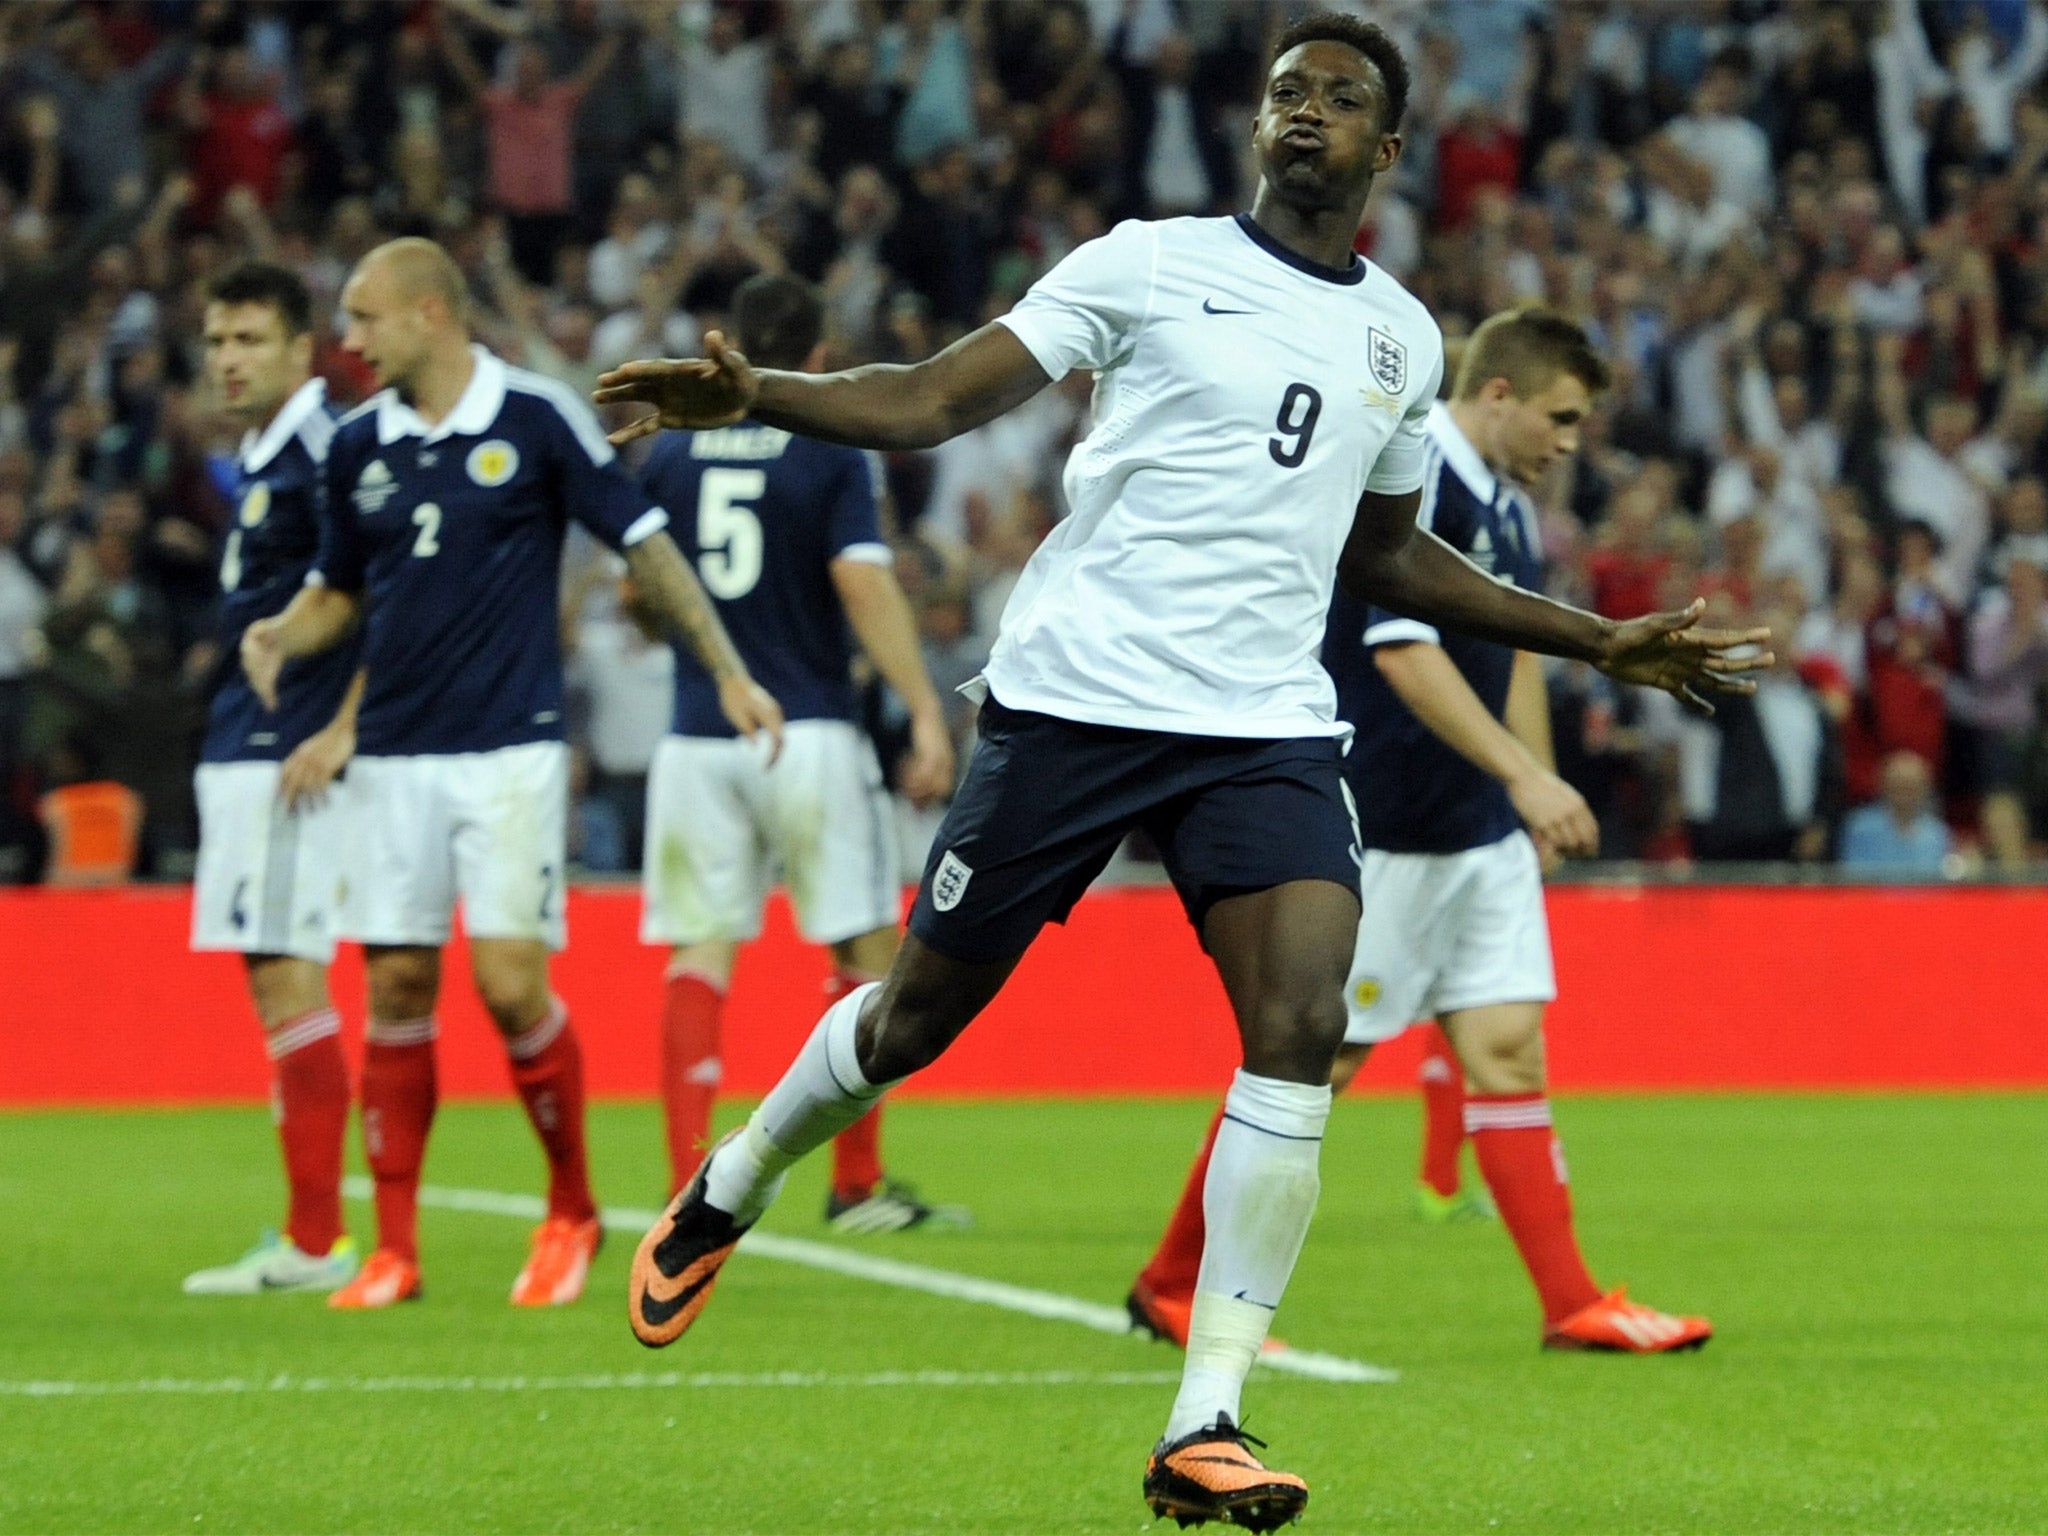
[641,721,900,947]
[1344,831,1556,1045]
[191,761,351,964]
[345,741,569,950]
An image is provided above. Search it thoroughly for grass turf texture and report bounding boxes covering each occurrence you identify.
[2,1094,2044,1534]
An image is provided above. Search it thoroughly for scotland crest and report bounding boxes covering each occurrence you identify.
[1368,327,1407,395]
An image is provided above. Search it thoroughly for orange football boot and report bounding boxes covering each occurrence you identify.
[511,1215,603,1307]
[327,1249,422,1310]
[1127,1279,1195,1348]
[628,1132,752,1348]
[1543,1286,1712,1353]
[1144,1416,1309,1531]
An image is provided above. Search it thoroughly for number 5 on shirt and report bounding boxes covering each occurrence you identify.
[697,468,765,599]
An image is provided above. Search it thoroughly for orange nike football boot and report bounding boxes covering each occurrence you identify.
[1143,1416,1309,1531]
[327,1249,422,1309]
[628,1132,752,1348]
[510,1215,603,1307]
[1543,1286,1713,1353]
[1127,1279,1195,1348]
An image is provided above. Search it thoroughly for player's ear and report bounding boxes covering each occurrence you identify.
[1373,132,1402,175]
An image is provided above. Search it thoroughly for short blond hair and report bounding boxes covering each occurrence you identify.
[1453,307,1610,402]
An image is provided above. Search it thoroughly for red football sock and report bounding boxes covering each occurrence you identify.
[1417,1023,1466,1198]
[267,1006,349,1257]
[361,1017,439,1264]
[1135,1106,1224,1302]
[660,970,726,1194]
[506,999,595,1223]
[1467,1093,1602,1325]
[826,973,885,1203]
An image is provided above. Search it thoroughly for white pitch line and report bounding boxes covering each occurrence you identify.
[342,1177,1396,1385]
[0,1369,1185,1401]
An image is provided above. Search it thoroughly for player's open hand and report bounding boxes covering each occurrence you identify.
[593,331,759,446]
[720,673,786,766]
[241,617,287,711]
[1507,768,1599,861]
[279,714,354,812]
[897,708,956,808]
[1595,600,1772,714]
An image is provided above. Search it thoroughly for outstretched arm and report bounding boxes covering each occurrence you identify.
[1339,489,1771,711]
[594,323,1053,452]
[623,531,784,759]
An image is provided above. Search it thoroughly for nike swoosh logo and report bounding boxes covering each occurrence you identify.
[1202,299,1256,315]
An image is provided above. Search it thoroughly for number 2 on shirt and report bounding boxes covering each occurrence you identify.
[697,468,765,599]
[411,502,442,558]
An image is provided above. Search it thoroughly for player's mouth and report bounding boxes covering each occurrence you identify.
[1281,126,1326,153]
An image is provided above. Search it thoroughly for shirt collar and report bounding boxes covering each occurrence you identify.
[1426,401,1499,505]
[238,377,328,474]
[375,345,507,445]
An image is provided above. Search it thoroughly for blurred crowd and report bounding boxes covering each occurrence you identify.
[2,0,2046,884]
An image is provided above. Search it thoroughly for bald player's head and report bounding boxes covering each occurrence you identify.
[340,237,472,395]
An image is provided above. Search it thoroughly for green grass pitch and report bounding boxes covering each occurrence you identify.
[2,1093,2044,1534]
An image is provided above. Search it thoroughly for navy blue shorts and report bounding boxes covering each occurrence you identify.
[907,697,1362,963]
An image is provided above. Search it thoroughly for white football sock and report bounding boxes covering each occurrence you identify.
[701,981,892,1224]
[1164,1069,1331,1441]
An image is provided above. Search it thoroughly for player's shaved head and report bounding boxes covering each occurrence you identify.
[340,237,474,396]
[357,237,470,329]
[1454,308,1610,403]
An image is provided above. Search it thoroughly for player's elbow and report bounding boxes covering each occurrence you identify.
[1337,544,1400,604]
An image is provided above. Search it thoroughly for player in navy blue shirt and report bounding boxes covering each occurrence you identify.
[1130,310,1712,1355]
[635,274,961,1230]
[185,262,363,1299]
[243,238,781,1310]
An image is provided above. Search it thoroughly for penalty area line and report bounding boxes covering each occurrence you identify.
[340,1178,1397,1386]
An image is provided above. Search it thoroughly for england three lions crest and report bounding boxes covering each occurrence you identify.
[932,849,973,912]
[1367,327,1407,395]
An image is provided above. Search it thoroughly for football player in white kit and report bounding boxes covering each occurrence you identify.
[184,262,362,1297]
[1129,309,1713,1360]
[599,15,1769,1528]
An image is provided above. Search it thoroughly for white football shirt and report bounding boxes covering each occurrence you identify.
[988,214,1444,739]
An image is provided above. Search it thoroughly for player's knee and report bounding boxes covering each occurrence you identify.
[1458,1014,1546,1094]
[367,951,439,1022]
[1240,990,1348,1085]
[474,970,549,1033]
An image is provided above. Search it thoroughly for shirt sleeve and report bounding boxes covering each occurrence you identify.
[1364,337,1445,496]
[995,219,1156,380]
[827,448,890,565]
[310,435,366,592]
[546,389,669,552]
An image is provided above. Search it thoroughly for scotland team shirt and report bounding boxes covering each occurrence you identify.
[202,378,359,763]
[639,422,890,737]
[314,346,667,756]
[988,213,1444,740]
[1336,403,1545,854]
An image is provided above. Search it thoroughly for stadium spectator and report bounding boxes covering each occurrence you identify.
[438,5,620,284]
[1670,609,1842,862]
[3,0,2048,879]
[1840,750,1953,873]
